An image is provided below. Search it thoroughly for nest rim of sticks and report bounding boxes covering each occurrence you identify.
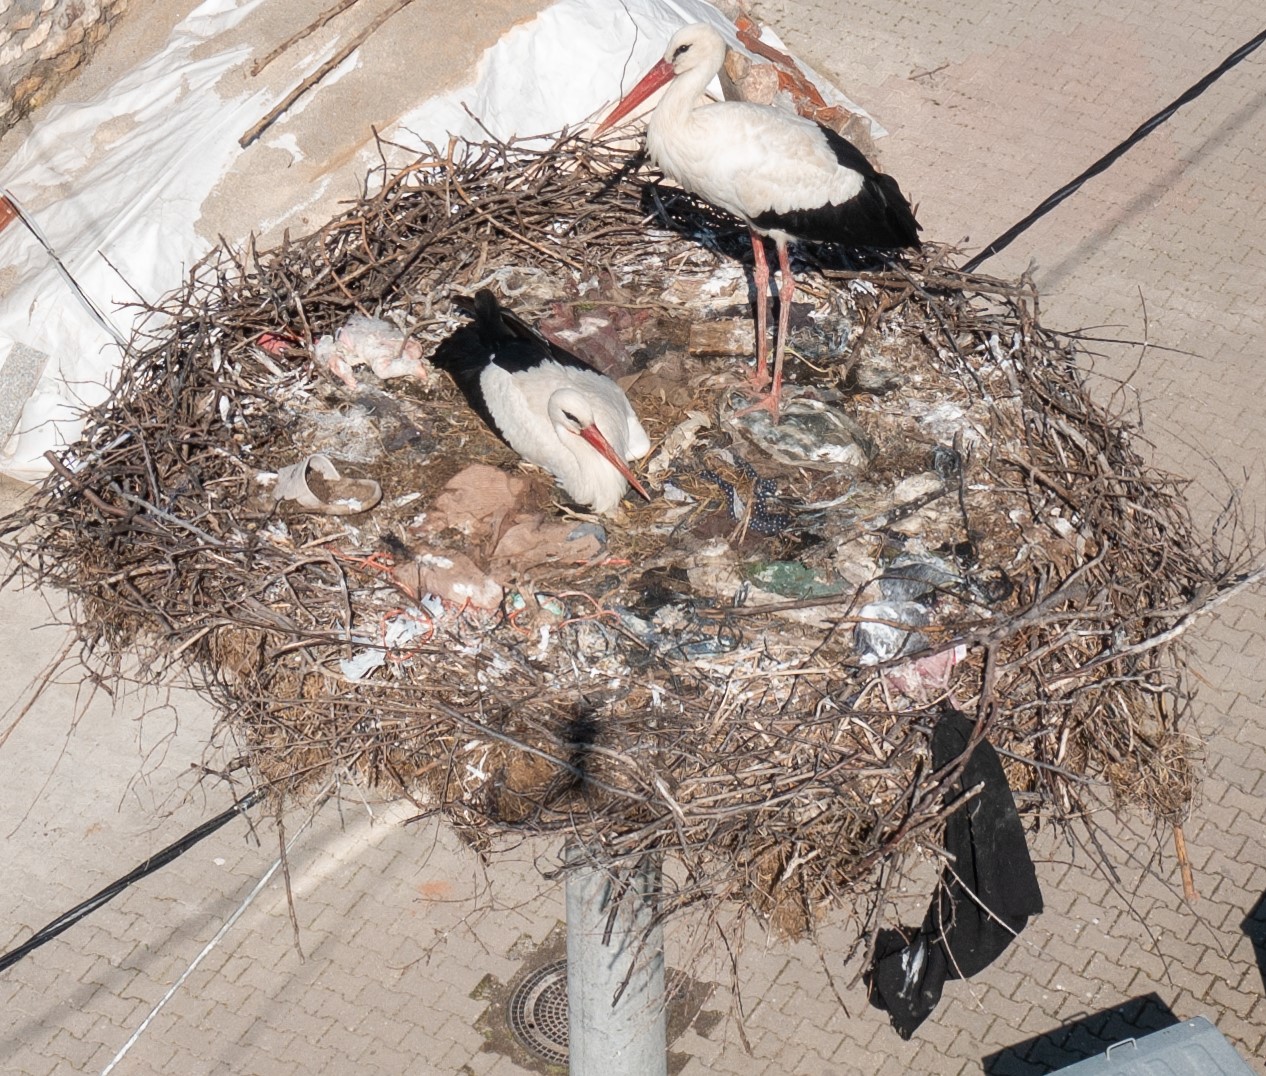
[1,129,1255,942]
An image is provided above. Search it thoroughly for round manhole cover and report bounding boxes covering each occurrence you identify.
[507,959,569,1064]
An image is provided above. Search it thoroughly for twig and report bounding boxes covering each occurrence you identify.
[1173,823,1198,902]
[251,0,364,76]
[240,0,417,148]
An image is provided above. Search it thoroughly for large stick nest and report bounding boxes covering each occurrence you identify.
[2,132,1254,937]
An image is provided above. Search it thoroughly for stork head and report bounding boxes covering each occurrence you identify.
[548,387,650,510]
[596,23,727,133]
[661,23,727,77]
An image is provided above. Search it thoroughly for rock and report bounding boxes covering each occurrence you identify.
[1,0,132,135]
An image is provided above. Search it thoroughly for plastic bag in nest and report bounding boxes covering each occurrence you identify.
[723,387,876,472]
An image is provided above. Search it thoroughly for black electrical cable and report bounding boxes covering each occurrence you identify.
[961,26,1266,274]
[0,788,261,974]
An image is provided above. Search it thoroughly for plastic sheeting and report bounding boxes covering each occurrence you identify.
[0,0,875,479]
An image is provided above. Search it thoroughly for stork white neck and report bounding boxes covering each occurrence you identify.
[646,24,727,141]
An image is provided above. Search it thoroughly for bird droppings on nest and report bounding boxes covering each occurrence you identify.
[1,131,1257,960]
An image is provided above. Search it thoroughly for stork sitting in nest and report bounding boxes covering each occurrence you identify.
[431,290,650,515]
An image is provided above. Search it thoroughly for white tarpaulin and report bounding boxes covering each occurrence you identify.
[0,0,876,480]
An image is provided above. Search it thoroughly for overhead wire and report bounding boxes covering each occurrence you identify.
[0,189,130,349]
[0,788,262,974]
[99,785,333,1075]
[961,26,1266,273]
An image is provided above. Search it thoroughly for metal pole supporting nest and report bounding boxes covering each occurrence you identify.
[565,844,668,1076]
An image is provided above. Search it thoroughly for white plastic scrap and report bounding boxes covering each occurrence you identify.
[728,390,873,471]
[464,746,490,783]
[891,471,944,505]
[661,482,693,503]
[338,607,433,680]
[418,593,445,619]
[700,264,748,296]
[339,649,388,681]
[855,600,930,665]
[315,314,431,390]
[917,402,984,449]
[647,411,712,479]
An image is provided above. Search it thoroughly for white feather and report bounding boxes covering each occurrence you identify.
[480,358,648,514]
[644,24,863,230]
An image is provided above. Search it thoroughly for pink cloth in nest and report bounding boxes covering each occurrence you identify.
[398,464,604,607]
[882,644,967,702]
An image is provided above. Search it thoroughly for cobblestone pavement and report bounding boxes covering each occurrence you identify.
[2,0,1264,1073]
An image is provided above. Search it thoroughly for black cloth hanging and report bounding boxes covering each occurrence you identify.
[865,708,1043,1039]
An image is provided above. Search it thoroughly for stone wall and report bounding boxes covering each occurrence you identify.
[0,0,131,135]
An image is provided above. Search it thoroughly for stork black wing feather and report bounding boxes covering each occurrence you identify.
[816,123,881,178]
[751,124,922,251]
[427,320,503,436]
[457,289,593,374]
[430,290,597,443]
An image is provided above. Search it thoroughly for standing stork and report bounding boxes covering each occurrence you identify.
[430,290,651,515]
[597,22,921,417]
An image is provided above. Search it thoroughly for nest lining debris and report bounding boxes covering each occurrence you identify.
[2,131,1252,940]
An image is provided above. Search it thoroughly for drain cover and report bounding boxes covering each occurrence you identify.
[507,959,569,1064]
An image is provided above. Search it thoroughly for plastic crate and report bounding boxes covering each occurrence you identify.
[1055,1016,1256,1074]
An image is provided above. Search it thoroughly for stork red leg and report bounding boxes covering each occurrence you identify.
[735,239,793,420]
[749,229,771,389]
[600,22,922,428]
[769,238,796,413]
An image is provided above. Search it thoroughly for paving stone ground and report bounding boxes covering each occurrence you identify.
[2,0,1264,1072]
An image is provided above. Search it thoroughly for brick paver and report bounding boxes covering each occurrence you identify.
[2,0,1264,1072]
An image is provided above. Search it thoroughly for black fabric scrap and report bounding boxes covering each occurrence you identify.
[865,708,1043,1039]
[698,457,791,536]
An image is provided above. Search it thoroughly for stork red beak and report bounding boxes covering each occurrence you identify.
[578,425,652,502]
[596,58,675,134]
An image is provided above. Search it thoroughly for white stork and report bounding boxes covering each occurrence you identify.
[430,290,651,515]
[598,22,921,416]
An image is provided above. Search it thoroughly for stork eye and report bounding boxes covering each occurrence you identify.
[672,43,691,60]
[562,410,580,424]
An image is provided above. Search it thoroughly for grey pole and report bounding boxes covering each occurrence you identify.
[565,845,668,1076]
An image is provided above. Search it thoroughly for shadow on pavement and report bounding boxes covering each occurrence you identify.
[1242,890,1266,996]
[980,991,1179,1073]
